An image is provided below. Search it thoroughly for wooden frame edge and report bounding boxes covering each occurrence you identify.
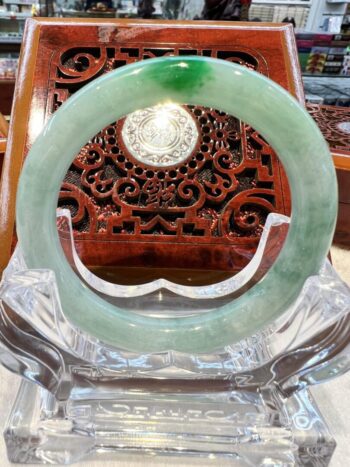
[0,19,41,275]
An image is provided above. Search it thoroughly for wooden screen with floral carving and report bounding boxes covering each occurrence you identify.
[1,20,304,273]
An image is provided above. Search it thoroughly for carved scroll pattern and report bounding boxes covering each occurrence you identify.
[48,45,288,246]
[307,103,350,153]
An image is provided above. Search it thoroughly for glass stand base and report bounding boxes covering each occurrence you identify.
[4,379,336,465]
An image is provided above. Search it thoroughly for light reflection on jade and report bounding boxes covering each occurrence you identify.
[16,57,337,353]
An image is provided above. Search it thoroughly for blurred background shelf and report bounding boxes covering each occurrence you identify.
[0,0,349,111]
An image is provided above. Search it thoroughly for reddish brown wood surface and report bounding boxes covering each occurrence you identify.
[307,104,350,245]
[0,80,15,116]
[0,139,6,177]
[0,114,8,184]
[0,19,307,275]
[307,103,350,160]
[335,168,350,246]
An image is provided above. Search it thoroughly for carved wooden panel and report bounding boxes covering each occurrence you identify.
[307,103,350,156]
[0,20,304,274]
[307,103,350,246]
[52,45,287,269]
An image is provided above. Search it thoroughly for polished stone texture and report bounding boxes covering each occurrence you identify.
[16,57,337,353]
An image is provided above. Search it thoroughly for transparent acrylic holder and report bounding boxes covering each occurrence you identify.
[0,211,350,464]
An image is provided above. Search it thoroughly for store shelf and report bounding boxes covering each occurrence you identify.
[0,36,22,44]
[253,0,311,5]
[3,0,33,5]
[250,1,310,27]
[303,75,350,105]
[303,75,350,83]
[59,9,116,18]
[0,12,31,18]
[303,72,350,76]
[327,0,350,4]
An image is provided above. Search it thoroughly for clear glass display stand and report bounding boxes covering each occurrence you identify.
[0,212,349,465]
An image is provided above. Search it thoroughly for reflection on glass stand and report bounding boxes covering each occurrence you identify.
[0,211,349,464]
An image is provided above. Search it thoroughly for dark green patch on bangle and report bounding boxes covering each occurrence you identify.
[148,57,212,94]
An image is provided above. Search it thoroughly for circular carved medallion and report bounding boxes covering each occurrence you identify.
[121,104,199,167]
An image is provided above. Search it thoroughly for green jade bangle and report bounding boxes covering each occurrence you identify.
[16,57,337,353]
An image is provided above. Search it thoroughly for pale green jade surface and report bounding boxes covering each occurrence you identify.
[16,57,337,353]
